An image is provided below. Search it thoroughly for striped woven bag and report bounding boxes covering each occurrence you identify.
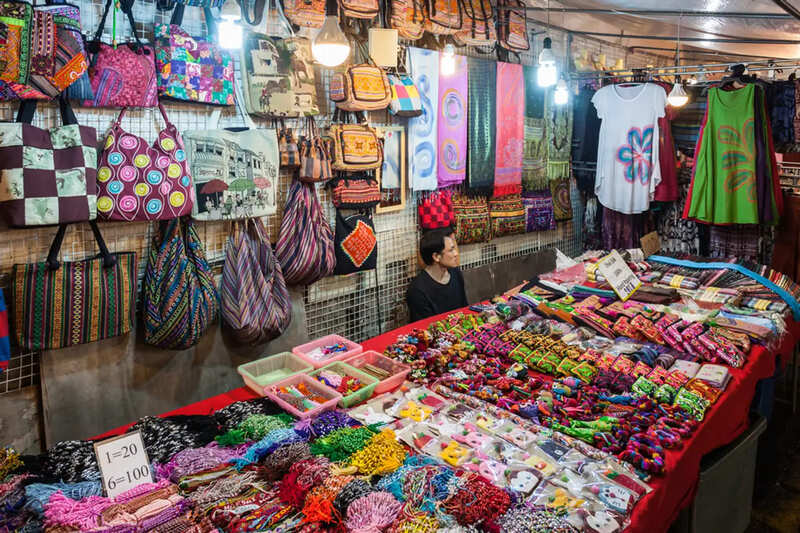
[221,219,292,345]
[143,217,219,349]
[275,180,336,286]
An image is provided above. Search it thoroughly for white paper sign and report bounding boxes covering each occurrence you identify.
[597,250,642,302]
[93,431,153,498]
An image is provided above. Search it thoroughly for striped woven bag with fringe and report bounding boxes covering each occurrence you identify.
[275,179,336,286]
[221,218,292,345]
[143,217,219,349]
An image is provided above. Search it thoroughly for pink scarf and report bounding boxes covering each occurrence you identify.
[437,55,468,187]
[494,62,524,196]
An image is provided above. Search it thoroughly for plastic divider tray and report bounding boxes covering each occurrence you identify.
[292,334,363,369]
[344,350,411,394]
[264,373,342,419]
[310,361,379,408]
[237,352,314,395]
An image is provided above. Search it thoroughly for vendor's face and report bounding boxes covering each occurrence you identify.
[434,236,460,268]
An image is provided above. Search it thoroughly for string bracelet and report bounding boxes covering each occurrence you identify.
[444,473,511,526]
[215,413,294,446]
[154,442,247,482]
[349,430,408,476]
[333,478,374,518]
[390,513,440,533]
[233,427,303,469]
[214,397,284,431]
[260,441,312,482]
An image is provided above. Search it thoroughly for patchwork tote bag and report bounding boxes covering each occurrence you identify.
[334,210,377,275]
[184,105,278,221]
[298,116,333,183]
[96,103,194,221]
[275,179,336,286]
[155,4,235,105]
[83,0,158,108]
[10,221,136,352]
[221,218,292,345]
[0,97,97,227]
[143,216,219,349]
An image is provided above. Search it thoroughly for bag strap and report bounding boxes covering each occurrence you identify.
[268,0,296,36]
[47,221,117,271]
[237,0,267,26]
[17,94,77,126]
[171,4,218,38]
[209,79,256,129]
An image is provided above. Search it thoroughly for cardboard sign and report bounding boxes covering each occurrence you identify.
[640,231,661,258]
[93,431,153,497]
[597,250,641,302]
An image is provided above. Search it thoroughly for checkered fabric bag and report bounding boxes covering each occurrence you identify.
[0,97,97,227]
[388,74,422,117]
[418,190,453,229]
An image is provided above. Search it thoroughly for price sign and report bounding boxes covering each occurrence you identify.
[93,431,153,497]
[596,250,642,302]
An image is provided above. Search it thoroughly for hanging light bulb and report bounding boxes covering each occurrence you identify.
[218,1,243,49]
[668,81,688,107]
[537,36,557,87]
[312,15,351,67]
[441,43,456,76]
[554,77,569,105]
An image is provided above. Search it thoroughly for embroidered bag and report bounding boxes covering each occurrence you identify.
[0,97,97,227]
[497,0,529,52]
[96,103,194,221]
[143,216,219,349]
[522,190,556,231]
[334,210,377,274]
[330,44,392,112]
[83,0,157,108]
[330,111,383,171]
[11,221,136,352]
[388,0,425,40]
[452,193,490,244]
[240,32,318,117]
[284,0,325,28]
[221,218,292,345]
[338,0,380,19]
[184,104,279,221]
[0,1,33,86]
[455,0,495,47]
[418,190,454,229]
[154,4,234,105]
[44,3,92,101]
[489,194,525,238]
[275,179,336,286]
[330,174,381,208]
[425,0,462,35]
[299,116,333,183]
[0,290,8,373]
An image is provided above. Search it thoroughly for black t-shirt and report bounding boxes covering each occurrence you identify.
[406,268,468,323]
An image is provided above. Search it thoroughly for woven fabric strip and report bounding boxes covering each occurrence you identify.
[494,62,523,196]
[466,56,496,192]
[408,47,439,191]
[437,54,468,187]
[0,290,8,373]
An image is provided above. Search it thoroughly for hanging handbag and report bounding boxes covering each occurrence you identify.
[154,4,234,105]
[240,31,318,117]
[455,0,495,47]
[330,111,383,171]
[388,75,422,117]
[221,218,292,345]
[10,221,136,352]
[522,190,556,232]
[334,209,377,275]
[452,193,490,244]
[330,174,381,208]
[424,0,462,34]
[299,116,333,183]
[338,0,380,19]
[418,190,454,230]
[96,103,194,221]
[83,0,158,108]
[0,1,34,87]
[489,194,526,238]
[275,179,336,286]
[496,0,529,52]
[283,0,325,28]
[330,43,392,112]
[277,121,301,169]
[143,216,219,349]
[0,97,97,227]
[388,0,425,40]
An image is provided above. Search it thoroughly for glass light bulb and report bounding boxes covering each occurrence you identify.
[218,16,243,49]
[537,63,558,87]
[554,79,569,105]
[441,44,456,76]
[667,82,688,107]
[312,16,351,67]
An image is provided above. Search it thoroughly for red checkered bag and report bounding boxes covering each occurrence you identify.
[418,190,454,230]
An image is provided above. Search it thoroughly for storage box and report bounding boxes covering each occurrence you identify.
[344,350,411,394]
[264,373,342,419]
[292,334,363,369]
[310,361,379,407]
[237,352,314,395]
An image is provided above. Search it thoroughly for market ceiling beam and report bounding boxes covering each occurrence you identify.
[770,0,800,21]
[501,7,792,18]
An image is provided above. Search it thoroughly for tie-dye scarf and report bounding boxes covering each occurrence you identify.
[494,62,524,196]
[408,47,439,191]
[437,55,468,187]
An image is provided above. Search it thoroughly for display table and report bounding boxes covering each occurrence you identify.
[89,309,800,533]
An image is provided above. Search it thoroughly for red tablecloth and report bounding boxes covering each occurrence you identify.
[90,310,800,533]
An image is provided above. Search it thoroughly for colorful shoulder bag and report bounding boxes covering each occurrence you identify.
[330,43,392,112]
[96,103,194,221]
[283,0,326,28]
[0,97,97,227]
[522,190,556,231]
[276,120,300,169]
[143,216,219,349]
[455,0,495,47]
[496,0,529,52]
[425,0,462,35]
[334,209,378,275]
[418,190,454,230]
[155,4,234,105]
[11,221,136,351]
[83,0,157,108]
[452,193,490,244]
[299,116,333,183]
[338,0,380,19]
[330,173,381,208]
[329,111,383,171]
[387,50,422,117]
[489,194,526,238]
[388,0,425,40]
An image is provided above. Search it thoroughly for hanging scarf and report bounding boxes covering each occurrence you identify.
[545,87,573,182]
[523,65,547,191]
[437,54,468,187]
[408,47,439,191]
[467,56,495,192]
[494,62,524,196]
[550,176,572,221]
